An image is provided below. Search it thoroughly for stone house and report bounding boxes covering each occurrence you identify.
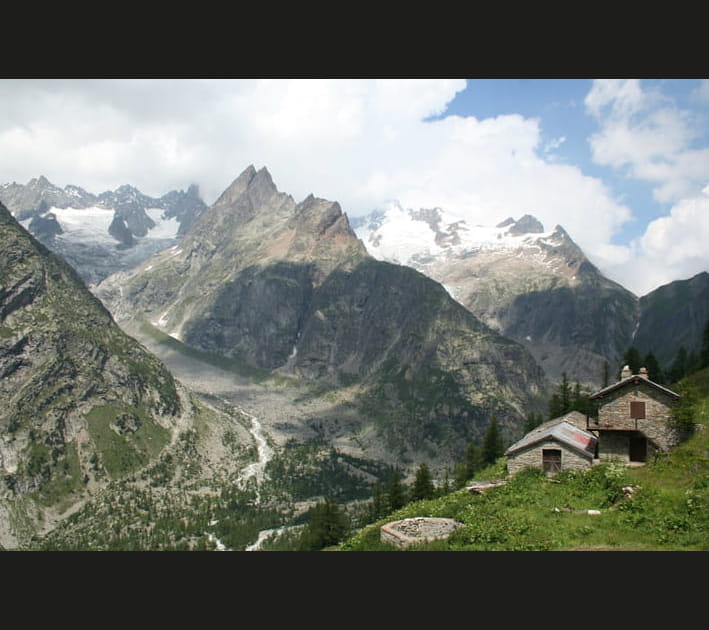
[587,365,682,463]
[505,411,598,475]
[505,367,684,475]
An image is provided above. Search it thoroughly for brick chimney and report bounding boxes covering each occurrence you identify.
[639,367,648,378]
[621,365,632,379]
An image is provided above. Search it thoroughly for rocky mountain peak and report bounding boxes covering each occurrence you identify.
[205,165,287,231]
[507,214,544,235]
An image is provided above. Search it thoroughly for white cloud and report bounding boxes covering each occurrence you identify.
[585,79,709,203]
[1,77,704,297]
[599,186,709,296]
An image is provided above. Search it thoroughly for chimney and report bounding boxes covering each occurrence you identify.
[621,365,632,379]
[639,367,648,378]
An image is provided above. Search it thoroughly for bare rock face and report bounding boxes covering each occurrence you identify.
[0,201,184,546]
[355,207,639,386]
[0,176,207,285]
[96,166,548,465]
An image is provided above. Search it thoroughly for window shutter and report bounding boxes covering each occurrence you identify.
[630,401,645,419]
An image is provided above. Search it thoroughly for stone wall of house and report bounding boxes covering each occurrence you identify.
[598,432,634,462]
[507,438,592,475]
[596,382,682,451]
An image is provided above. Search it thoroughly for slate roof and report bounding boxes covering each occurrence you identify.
[589,374,680,401]
[505,420,597,459]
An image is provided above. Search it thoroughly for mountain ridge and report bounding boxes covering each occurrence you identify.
[95,165,548,465]
[0,177,207,286]
[353,204,641,385]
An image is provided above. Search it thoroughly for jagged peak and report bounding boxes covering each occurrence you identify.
[28,175,57,190]
[507,214,544,235]
[496,217,515,228]
[213,164,279,208]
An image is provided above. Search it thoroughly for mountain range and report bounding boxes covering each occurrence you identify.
[352,203,708,385]
[94,165,548,461]
[1,166,707,549]
[0,176,207,286]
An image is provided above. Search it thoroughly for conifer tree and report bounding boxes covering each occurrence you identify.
[439,470,452,496]
[464,441,484,478]
[411,463,435,501]
[622,346,642,375]
[643,351,664,383]
[548,372,572,418]
[668,346,689,383]
[298,498,348,551]
[524,412,544,433]
[368,481,386,521]
[482,417,504,466]
[385,470,407,512]
[702,317,709,369]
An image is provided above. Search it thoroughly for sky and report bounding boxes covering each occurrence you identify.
[0,78,708,297]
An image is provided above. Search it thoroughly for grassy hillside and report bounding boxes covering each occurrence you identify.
[337,369,709,551]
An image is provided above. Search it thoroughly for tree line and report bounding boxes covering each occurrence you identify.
[617,315,709,387]
[299,317,709,551]
[297,415,507,550]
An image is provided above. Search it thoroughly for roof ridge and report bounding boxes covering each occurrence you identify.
[590,374,680,400]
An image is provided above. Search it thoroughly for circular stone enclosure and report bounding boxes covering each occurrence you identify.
[380,517,463,549]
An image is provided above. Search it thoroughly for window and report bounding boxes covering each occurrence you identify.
[630,401,645,419]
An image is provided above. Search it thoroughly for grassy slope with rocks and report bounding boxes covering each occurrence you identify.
[337,368,709,551]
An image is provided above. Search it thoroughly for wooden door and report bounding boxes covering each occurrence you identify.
[542,449,562,473]
[629,436,647,462]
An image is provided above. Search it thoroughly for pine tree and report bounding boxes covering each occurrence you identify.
[482,417,504,466]
[570,380,596,417]
[524,412,544,433]
[464,441,484,478]
[411,463,435,502]
[454,462,469,489]
[702,317,709,369]
[643,351,664,383]
[385,470,407,512]
[548,372,572,418]
[439,470,452,496]
[668,346,688,383]
[602,361,610,388]
[622,346,642,375]
[298,498,348,551]
[367,481,386,521]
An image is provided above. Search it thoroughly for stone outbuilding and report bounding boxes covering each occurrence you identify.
[587,366,683,463]
[504,367,686,476]
[505,411,598,476]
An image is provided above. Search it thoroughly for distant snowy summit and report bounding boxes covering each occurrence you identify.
[0,176,207,286]
[352,203,574,275]
[352,201,637,386]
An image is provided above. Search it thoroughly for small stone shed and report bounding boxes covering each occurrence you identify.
[587,366,682,463]
[505,411,598,475]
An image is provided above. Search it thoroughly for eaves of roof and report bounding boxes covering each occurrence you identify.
[505,421,597,458]
[589,375,680,401]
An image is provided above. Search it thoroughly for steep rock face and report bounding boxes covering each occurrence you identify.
[634,271,709,368]
[354,205,639,386]
[96,166,548,462]
[0,177,207,285]
[0,201,184,546]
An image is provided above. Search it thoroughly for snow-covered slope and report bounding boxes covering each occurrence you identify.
[20,205,181,245]
[355,202,557,268]
[353,203,639,386]
[0,177,205,286]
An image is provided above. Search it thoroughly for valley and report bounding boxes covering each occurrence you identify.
[2,167,708,551]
